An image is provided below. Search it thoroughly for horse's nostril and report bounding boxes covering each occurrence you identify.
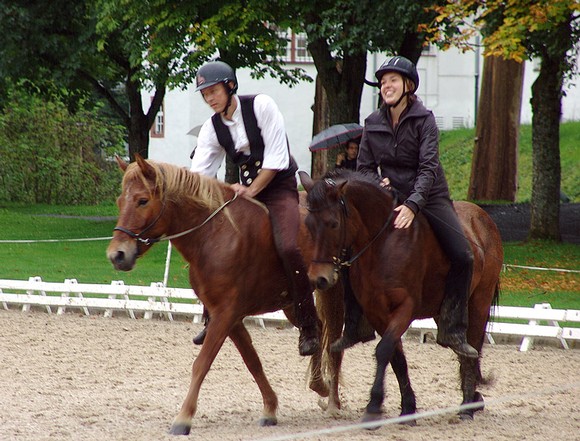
[114,251,125,264]
[316,277,329,291]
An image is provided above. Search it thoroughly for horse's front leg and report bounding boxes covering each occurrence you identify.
[361,331,397,425]
[362,297,413,427]
[169,313,230,435]
[228,322,278,426]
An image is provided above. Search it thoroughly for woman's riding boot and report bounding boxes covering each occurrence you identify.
[330,269,375,353]
[436,293,478,359]
[192,308,209,345]
[295,299,321,356]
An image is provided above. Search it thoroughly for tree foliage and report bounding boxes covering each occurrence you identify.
[0,0,313,162]
[424,1,579,64]
[421,0,580,241]
[0,85,125,204]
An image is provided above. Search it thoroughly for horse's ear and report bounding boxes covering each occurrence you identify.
[115,155,128,172]
[135,153,156,180]
[298,171,314,193]
[337,181,348,195]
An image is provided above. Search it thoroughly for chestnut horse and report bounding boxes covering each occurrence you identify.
[106,156,345,435]
[299,169,503,423]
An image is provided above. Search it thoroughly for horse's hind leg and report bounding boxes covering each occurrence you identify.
[458,356,484,420]
[391,341,417,422]
[229,322,278,426]
[457,283,496,420]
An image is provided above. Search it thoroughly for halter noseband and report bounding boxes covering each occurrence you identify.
[113,199,167,246]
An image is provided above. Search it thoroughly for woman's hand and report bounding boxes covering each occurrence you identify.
[393,204,415,229]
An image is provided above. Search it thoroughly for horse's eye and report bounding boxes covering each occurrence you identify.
[138,198,148,206]
[329,220,339,229]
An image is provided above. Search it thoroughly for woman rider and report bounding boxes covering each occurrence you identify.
[331,56,478,359]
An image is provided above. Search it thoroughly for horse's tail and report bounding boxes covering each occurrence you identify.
[307,288,344,402]
[476,280,501,386]
[487,279,501,324]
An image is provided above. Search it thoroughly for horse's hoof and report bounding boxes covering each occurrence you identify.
[259,416,277,427]
[459,412,474,421]
[309,380,330,398]
[168,423,191,435]
[399,415,417,426]
[361,412,383,431]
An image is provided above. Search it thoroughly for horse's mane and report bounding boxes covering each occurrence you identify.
[308,168,386,207]
[324,168,383,187]
[124,160,229,212]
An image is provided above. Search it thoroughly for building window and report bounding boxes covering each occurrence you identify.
[422,44,436,57]
[278,29,314,64]
[151,99,164,138]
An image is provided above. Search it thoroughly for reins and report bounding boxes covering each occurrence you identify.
[114,192,239,246]
[340,191,397,267]
[309,178,397,270]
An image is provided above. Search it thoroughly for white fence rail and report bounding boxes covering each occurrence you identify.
[1,278,579,351]
[0,277,286,328]
[410,302,580,351]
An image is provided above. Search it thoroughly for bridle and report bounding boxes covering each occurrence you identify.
[114,192,239,246]
[307,178,397,272]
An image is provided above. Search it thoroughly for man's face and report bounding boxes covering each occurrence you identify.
[346,142,358,160]
[200,83,230,113]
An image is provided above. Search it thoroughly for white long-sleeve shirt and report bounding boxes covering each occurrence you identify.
[190,94,290,177]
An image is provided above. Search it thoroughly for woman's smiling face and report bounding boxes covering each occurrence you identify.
[380,72,406,106]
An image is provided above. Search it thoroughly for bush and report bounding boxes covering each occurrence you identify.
[0,85,125,205]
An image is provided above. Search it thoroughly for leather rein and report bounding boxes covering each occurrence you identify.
[308,178,397,271]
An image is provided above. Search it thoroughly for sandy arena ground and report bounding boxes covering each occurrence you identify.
[1,309,578,441]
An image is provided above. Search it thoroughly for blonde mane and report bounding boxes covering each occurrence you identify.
[124,160,230,211]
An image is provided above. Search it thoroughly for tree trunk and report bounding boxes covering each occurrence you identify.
[468,56,524,201]
[311,76,330,179]
[307,37,367,174]
[126,76,150,160]
[529,58,562,241]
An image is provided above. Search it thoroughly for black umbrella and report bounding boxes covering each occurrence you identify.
[308,123,363,152]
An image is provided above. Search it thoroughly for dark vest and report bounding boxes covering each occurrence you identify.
[211,95,297,187]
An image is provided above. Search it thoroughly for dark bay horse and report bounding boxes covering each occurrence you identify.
[106,156,345,435]
[299,169,503,424]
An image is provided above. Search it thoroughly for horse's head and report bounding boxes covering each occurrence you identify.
[107,154,168,271]
[299,171,350,290]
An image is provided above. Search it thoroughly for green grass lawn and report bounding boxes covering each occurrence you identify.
[502,241,579,310]
[439,121,580,202]
[0,207,192,287]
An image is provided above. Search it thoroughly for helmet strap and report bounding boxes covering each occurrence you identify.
[222,81,235,117]
[392,80,407,108]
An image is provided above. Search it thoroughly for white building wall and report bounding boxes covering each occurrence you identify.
[146,47,580,175]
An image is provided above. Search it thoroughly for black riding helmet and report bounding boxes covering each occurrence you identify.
[375,56,419,93]
[195,60,238,95]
